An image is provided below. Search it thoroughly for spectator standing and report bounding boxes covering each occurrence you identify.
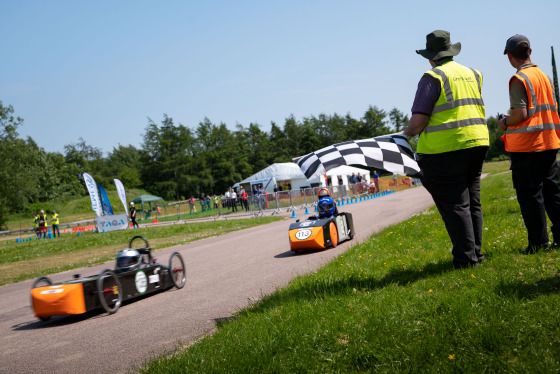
[37,210,48,239]
[498,34,560,253]
[240,187,249,211]
[130,202,139,229]
[373,170,380,193]
[224,189,231,210]
[230,189,238,212]
[50,210,60,238]
[188,196,197,213]
[403,30,489,269]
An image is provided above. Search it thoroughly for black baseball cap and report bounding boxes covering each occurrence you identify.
[504,34,530,54]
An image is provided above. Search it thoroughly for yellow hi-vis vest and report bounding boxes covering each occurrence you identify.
[417,60,489,154]
[51,214,59,225]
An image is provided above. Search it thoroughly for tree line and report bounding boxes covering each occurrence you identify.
[0,101,506,228]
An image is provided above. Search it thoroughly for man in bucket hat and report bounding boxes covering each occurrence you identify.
[403,30,489,270]
[498,34,560,254]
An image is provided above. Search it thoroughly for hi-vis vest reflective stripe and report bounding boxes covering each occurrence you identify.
[418,61,489,154]
[51,214,59,225]
[504,66,560,152]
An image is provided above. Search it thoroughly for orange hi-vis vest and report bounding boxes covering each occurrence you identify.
[504,65,560,152]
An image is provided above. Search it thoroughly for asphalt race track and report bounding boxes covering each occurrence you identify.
[0,187,434,373]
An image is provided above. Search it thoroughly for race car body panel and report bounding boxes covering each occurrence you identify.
[288,212,354,251]
[31,283,87,317]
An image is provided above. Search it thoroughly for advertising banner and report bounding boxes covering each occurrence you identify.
[98,184,114,215]
[95,213,129,232]
[114,179,128,216]
[83,173,103,217]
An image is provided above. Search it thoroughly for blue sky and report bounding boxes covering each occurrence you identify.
[3,0,559,154]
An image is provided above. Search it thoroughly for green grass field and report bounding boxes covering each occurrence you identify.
[139,161,560,373]
[0,217,283,286]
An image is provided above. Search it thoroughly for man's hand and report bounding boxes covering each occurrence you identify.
[498,113,509,131]
[403,114,430,137]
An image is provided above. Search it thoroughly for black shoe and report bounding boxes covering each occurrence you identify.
[519,244,548,255]
[454,262,479,270]
[477,253,486,262]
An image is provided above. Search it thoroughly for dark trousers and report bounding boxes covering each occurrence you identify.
[510,149,560,247]
[419,146,488,268]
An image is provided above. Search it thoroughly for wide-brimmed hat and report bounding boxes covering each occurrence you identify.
[416,30,461,60]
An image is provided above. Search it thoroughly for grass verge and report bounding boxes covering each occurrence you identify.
[0,217,283,286]
[140,161,560,373]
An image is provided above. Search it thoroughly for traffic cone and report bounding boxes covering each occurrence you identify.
[305,206,309,214]
[290,210,297,218]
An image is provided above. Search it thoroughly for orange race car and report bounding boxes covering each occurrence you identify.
[288,212,354,252]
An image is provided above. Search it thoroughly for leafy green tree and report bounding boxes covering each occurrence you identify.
[269,121,290,163]
[107,145,143,188]
[486,115,506,160]
[283,115,306,158]
[64,137,108,186]
[141,115,196,200]
[389,107,409,133]
[0,102,59,212]
[360,105,391,138]
[47,152,85,197]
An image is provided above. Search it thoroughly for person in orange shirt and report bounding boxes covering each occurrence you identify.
[499,34,560,254]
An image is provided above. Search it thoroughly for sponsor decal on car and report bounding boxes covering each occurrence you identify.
[295,229,312,240]
[40,289,64,295]
[135,270,148,294]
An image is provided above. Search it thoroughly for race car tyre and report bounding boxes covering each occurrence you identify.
[97,269,123,315]
[168,252,186,289]
[32,276,53,321]
[329,222,338,247]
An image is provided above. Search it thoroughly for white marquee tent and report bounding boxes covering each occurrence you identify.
[233,163,371,192]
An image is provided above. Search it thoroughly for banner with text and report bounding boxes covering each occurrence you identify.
[95,213,129,232]
[99,184,114,215]
[83,173,103,217]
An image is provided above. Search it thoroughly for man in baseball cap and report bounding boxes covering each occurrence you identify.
[498,34,560,254]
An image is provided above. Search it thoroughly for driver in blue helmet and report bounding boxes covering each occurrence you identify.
[317,188,338,218]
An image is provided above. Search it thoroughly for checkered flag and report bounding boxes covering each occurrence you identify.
[295,134,421,180]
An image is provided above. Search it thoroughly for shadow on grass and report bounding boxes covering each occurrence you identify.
[495,275,560,300]
[248,259,455,314]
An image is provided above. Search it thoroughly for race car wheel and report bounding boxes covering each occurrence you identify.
[32,276,53,321]
[168,252,186,289]
[96,269,122,315]
[329,222,338,247]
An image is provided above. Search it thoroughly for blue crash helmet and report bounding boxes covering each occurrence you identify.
[317,197,336,218]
